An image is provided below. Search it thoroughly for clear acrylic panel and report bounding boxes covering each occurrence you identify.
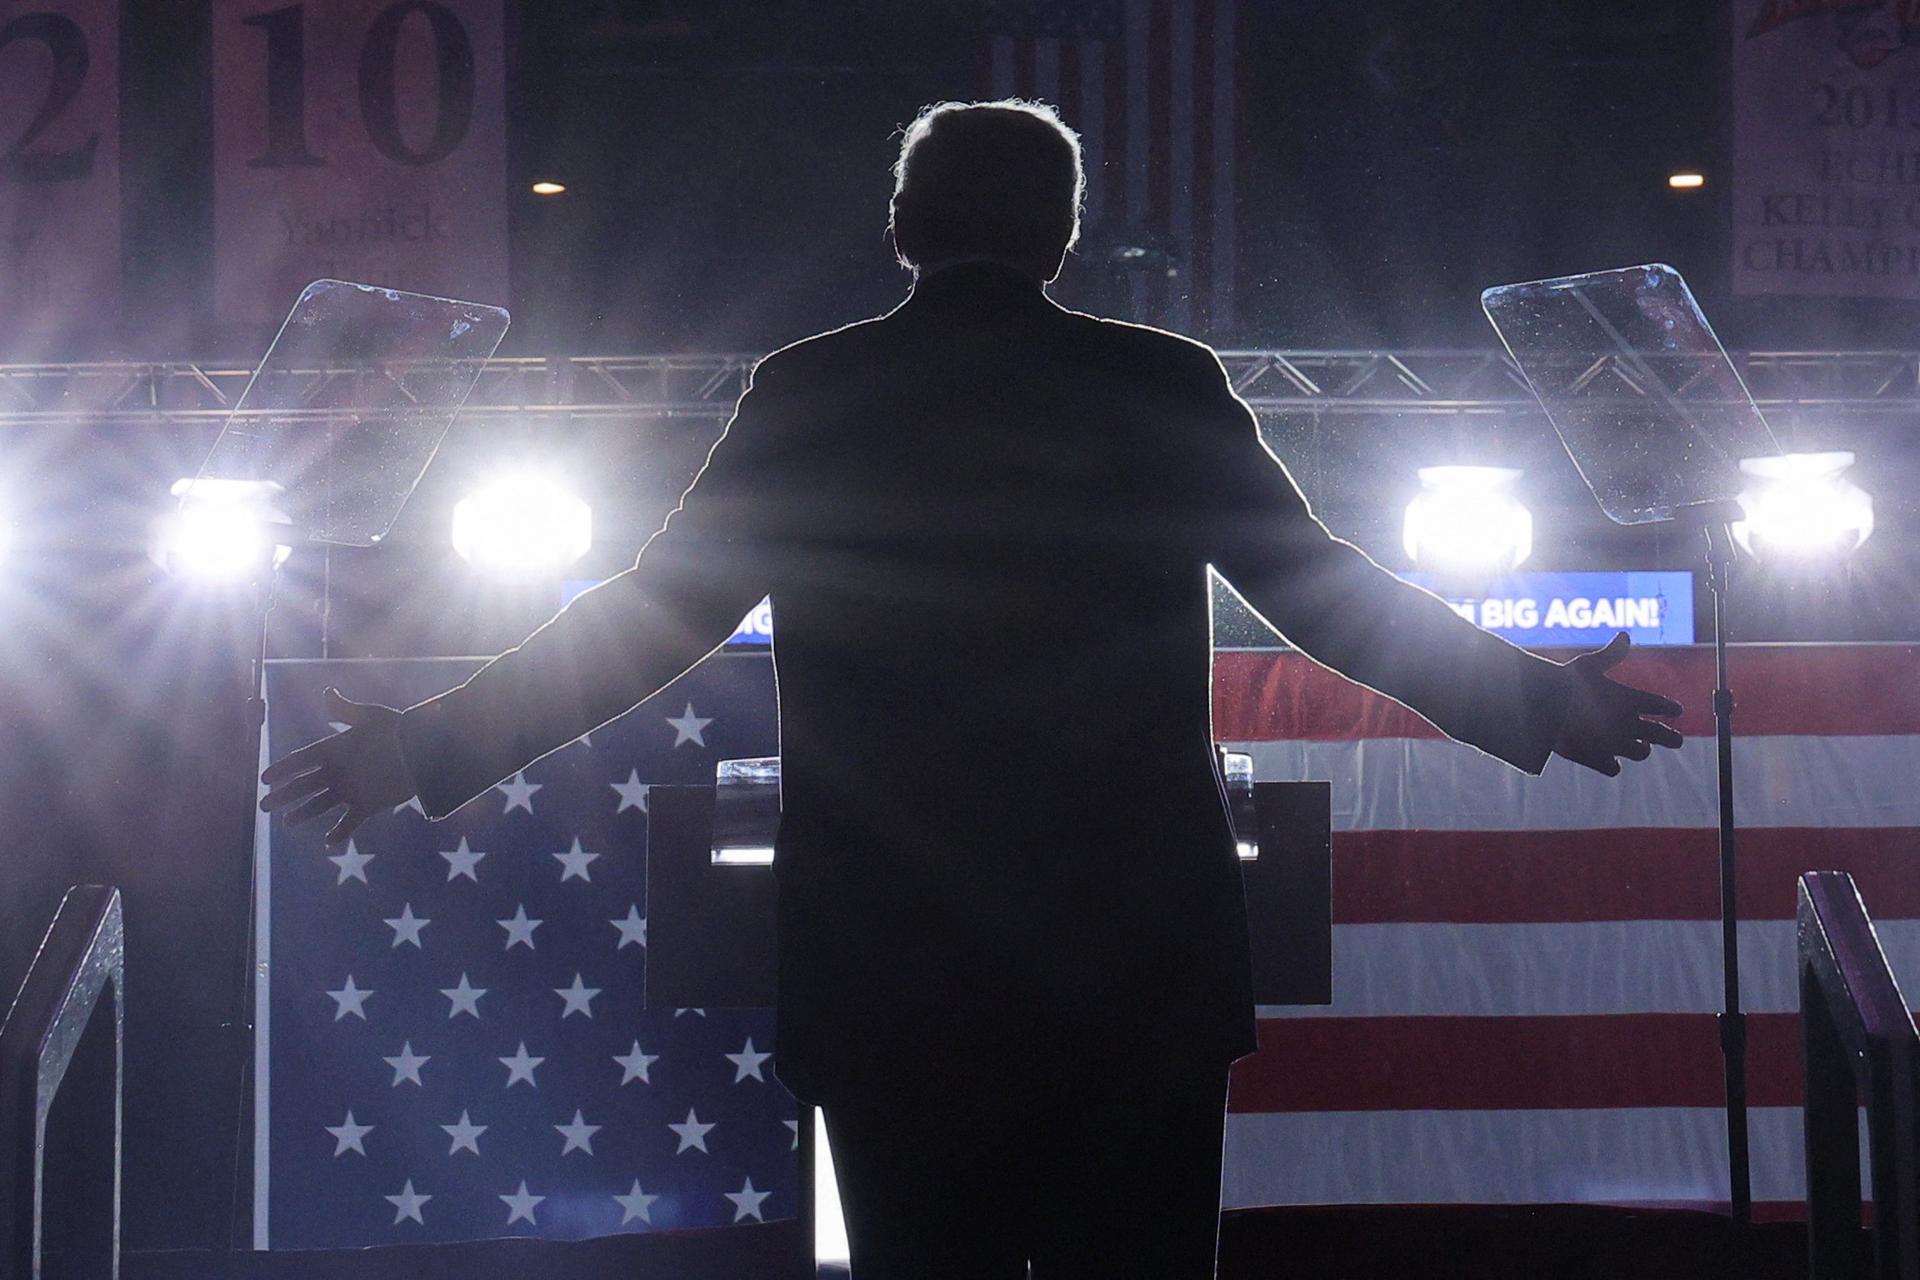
[192,280,510,546]
[1481,264,1780,525]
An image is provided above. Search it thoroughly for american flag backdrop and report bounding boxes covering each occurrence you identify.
[1216,642,1920,1215]
[259,640,1915,1248]
[255,654,794,1251]
[983,0,1240,336]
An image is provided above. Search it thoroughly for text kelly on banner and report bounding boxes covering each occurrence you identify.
[1734,0,1920,299]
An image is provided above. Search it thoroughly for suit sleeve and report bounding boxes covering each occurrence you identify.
[392,358,787,818]
[1190,348,1570,774]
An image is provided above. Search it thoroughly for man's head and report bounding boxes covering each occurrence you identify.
[889,99,1084,283]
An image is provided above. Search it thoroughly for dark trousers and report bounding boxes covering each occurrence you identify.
[820,1052,1231,1278]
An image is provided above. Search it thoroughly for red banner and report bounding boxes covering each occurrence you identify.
[213,0,506,325]
[1734,0,1920,297]
[0,0,119,346]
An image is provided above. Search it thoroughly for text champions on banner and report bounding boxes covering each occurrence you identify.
[212,0,506,325]
[0,0,120,344]
[1734,0,1920,297]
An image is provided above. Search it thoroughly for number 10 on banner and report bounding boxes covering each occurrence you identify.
[212,0,507,325]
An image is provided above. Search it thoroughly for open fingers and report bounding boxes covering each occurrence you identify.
[324,805,375,848]
[260,767,334,813]
[261,738,332,786]
[283,788,342,829]
[1637,718,1685,750]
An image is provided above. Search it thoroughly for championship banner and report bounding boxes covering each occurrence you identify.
[1734,0,1920,297]
[213,0,507,326]
[0,0,119,345]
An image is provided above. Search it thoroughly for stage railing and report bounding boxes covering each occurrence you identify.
[1798,870,1917,1280]
[0,885,124,1280]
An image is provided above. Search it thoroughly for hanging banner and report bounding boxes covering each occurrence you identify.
[213,0,507,325]
[0,0,119,345]
[1734,0,1920,298]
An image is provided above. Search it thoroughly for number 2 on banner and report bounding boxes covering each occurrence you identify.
[0,13,99,182]
[242,1,476,170]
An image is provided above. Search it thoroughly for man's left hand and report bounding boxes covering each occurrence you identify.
[1550,632,1685,777]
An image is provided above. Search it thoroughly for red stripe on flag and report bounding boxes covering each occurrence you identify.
[1334,826,1920,924]
[1228,1013,1812,1112]
[1212,645,1920,741]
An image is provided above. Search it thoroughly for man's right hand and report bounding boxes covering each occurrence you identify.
[259,687,417,846]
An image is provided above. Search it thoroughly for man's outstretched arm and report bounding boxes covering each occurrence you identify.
[1190,349,1680,775]
[260,360,787,841]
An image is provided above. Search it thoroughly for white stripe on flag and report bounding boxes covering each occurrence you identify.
[1224,735,1920,831]
[1221,1106,1836,1209]
[1255,918,1920,1019]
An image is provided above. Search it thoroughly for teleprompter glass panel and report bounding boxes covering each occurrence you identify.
[1481,264,1780,525]
[191,280,510,546]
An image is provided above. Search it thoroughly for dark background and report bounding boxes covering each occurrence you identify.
[2,0,1917,1253]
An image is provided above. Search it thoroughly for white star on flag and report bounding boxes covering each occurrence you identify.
[726,1176,771,1223]
[496,771,543,814]
[386,1180,430,1225]
[669,1108,715,1154]
[327,842,373,886]
[501,1180,545,1226]
[614,1180,659,1225]
[326,1110,372,1156]
[394,795,427,817]
[552,838,599,882]
[497,904,541,950]
[500,1042,544,1088]
[383,904,428,948]
[440,973,486,1019]
[556,1109,601,1155]
[326,976,371,1021]
[785,1119,800,1150]
[555,974,600,1018]
[383,1042,429,1087]
[441,1110,486,1156]
[611,769,651,813]
[725,1037,771,1083]
[611,905,647,949]
[666,702,713,747]
[440,837,487,882]
[615,1040,660,1085]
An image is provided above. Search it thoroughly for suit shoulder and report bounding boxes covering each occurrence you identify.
[1070,311,1230,384]
[749,316,888,388]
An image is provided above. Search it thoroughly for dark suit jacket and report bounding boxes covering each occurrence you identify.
[396,261,1569,1105]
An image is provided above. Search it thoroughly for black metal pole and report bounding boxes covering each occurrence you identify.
[226,570,275,1250]
[1704,523,1752,1224]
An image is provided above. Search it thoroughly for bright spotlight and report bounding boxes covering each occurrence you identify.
[531,181,567,196]
[1732,451,1873,560]
[452,474,592,576]
[1403,466,1533,577]
[153,478,293,581]
[1668,171,1706,190]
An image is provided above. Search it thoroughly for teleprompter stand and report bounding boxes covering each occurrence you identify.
[185,281,511,1250]
[1484,264,1786,1223]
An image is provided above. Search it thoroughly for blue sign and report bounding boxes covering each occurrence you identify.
[562,581,772,647]
[1401,571,1695,647]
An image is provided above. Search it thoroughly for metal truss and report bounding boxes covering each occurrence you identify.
[1,350,1919,427]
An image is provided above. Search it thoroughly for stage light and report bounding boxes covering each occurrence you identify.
[451,474,592,575]
[1402,466,1533,576]
[153,478,293,581]
[1668,171,1706,190]
[1732,451,1874,559]
[531,181,567,196]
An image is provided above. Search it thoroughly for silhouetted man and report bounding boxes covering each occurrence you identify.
[261,100,1682,1278]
